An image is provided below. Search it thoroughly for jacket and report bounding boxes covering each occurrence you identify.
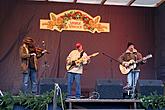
[118,49,143,70]
[19,44,44,73]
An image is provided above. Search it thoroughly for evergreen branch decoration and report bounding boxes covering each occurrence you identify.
[0,90,65,110]
[1,90,165,110]
[140,93,165,110]
[0,92,14,110]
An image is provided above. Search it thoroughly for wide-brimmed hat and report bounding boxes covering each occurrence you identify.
[23,37,34,44]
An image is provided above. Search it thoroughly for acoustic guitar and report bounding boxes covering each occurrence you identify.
[66,52,99,71]
[119,54,152,75]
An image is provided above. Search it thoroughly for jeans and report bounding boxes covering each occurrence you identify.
[127,70,140,88]
[67,72,81,98]
[23,68,37,94]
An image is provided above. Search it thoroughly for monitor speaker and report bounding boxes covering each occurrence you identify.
[95,79,123,99]
[138,80,164,96]
[39,78,67,94]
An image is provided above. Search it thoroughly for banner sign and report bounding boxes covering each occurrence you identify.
[40,10,110,33]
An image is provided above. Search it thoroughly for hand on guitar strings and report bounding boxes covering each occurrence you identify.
[122,62,128,67]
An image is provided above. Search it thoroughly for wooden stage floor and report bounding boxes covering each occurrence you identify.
[65,99,142,109]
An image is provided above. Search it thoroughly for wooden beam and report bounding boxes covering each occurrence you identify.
[101,0,107,5]
[127,0,136,6]
[156,0,165,7]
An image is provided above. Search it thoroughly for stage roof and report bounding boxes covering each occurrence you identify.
[30,0,164,7]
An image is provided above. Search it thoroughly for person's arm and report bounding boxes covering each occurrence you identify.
[19,46,30,59]
[36,49,47,59]
[82,52,90,65]
[118,53,130,67]
[137,52,146,64]
[66,51,73,65]
[118,53,125,64]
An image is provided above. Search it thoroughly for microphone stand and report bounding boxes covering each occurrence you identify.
[102,53,120,79]
[53,83,64,110]
[41,41,49,79]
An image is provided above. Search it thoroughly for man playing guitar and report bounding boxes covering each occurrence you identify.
[118,42,146,91]
[66,42,90,99]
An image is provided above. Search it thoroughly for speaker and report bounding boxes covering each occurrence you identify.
[95,79,123,99]
[39,78,67,94]
[138,80,164,96]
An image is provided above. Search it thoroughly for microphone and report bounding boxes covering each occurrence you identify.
[42,40,45,44]
[42,40,45,47]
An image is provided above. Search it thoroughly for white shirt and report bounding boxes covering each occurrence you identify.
[66,49,88,74]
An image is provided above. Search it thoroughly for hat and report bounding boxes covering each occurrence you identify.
[23,37,34,44]
[127,42,134,48]
[75,42,82,48]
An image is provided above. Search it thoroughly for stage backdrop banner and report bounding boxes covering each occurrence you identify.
[40,10,110,33]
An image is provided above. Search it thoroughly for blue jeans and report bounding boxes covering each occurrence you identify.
[127,70,140,88]
[67,72,81,98]
[23,68,37,94]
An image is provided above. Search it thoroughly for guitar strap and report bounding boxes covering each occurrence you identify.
[80,51,84,59]
[69,51,84,68]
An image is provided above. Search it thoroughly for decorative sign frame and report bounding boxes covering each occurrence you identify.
[40,10,110,33]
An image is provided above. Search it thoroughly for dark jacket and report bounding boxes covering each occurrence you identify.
[19,44,44,73]
[118,49,143,70]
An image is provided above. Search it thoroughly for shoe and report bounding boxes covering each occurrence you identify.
[123,85,132,90]
[66,96,76,99]
[75,97,80,99]
[66,97,71,100]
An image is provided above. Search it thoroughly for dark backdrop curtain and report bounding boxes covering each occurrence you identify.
[0,1,156,94]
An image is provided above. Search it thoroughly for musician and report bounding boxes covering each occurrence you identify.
[66,42,90,99]
[19,37,47,94]
[118,42,145,90]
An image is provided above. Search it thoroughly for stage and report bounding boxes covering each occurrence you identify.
[0,0,165,110]
[65,99,142,109]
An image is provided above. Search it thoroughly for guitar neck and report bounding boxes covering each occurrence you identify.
[135,59,143,64]
[88,55,94,58]
[135,55,151,64]
[77,52,99,61]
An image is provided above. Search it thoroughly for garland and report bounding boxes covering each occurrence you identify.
[0,91,65,110]
[140,94,165,110]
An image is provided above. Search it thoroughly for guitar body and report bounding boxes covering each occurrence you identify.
[66,62,74,71]
[119,60,137,75]
[66,58,83,71]
[66,64,73,71]
[66,52,99,71]
[119,54,152,75]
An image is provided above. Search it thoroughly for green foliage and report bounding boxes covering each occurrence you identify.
[0,91,65,110]
[0,92,14,110]
[140,93,165,110]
